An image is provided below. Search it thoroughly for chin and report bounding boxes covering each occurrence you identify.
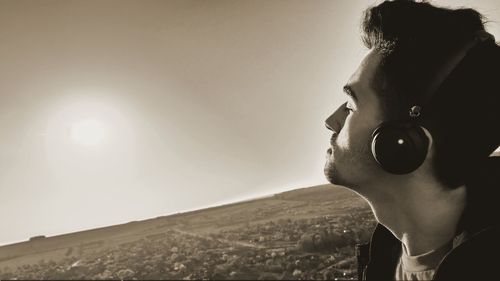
[324,158,363,191]
[324,160,345,186]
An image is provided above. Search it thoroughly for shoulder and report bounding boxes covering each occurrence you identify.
[434,225,500,280]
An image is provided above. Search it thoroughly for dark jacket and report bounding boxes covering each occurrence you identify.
[356,157,500,280]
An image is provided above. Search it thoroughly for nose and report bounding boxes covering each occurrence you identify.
[325,102,348,133]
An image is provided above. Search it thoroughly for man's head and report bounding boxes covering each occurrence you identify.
[325,0,500,190]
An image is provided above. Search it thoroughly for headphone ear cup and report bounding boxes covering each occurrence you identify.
[371,121,429,174]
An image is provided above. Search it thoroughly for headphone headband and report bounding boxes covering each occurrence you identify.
[409,30,495,118]
[371,30,496,174]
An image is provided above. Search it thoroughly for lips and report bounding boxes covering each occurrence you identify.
[327,133,337,155]
[330,132,338,147]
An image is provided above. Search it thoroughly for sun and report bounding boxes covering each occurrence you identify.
[70,119,108,146]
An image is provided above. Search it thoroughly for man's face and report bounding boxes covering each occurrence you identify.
[324,50,385,188]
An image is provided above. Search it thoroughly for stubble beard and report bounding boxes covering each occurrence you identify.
[324,141,374,189]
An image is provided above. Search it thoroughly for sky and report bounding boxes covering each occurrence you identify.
[1,0,499,246]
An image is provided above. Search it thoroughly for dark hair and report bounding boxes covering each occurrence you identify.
[361,0,500,188]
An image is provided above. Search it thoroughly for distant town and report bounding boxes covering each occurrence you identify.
[0,185,376,280]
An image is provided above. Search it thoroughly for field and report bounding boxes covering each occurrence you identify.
[0,184,376,280]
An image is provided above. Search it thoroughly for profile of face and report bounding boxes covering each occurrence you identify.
[324,50,386,189]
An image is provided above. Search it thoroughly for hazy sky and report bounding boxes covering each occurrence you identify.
[1,0,499,245]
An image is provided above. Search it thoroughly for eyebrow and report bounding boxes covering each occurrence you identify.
[343,85,358,102]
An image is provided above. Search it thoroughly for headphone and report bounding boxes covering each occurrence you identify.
[371,30,495,174]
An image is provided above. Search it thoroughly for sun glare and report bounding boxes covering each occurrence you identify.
[70,119,108,146]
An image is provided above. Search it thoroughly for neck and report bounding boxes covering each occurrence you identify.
[360,177,467,256]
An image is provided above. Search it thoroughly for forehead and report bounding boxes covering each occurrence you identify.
[347,49,382,104]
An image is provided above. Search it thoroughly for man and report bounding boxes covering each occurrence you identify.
[324,1,500,280]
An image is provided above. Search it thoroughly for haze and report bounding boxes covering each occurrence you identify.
[1,0,499,246]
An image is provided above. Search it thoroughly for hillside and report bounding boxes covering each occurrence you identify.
[0,184,375,280]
